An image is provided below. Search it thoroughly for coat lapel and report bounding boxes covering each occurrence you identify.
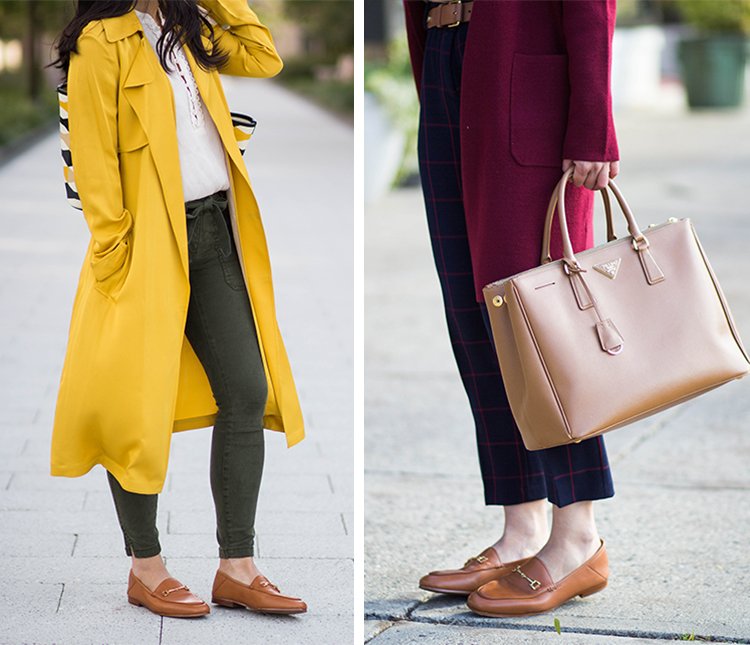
[183,44,247,182]
[121,31,189,277]
[117,15,248,279]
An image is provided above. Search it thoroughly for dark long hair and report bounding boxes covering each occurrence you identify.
[54,0,228,77]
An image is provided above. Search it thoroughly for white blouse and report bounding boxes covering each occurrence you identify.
[135,10,231,202]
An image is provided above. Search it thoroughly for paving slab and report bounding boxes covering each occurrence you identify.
[365,621,706,644]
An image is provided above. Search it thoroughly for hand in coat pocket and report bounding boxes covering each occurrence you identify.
[91,230,133,300]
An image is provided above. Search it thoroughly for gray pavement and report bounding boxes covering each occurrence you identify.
[365,107,750,643]
[0,78,353,644]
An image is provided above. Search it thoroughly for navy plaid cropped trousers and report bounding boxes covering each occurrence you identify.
[417,18,614,508]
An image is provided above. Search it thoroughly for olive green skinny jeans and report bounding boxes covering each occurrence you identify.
[107,192,267,559]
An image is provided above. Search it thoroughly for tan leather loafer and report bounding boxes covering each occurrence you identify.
[467,540,608,617]
[127,572,210,618]
[419,546,531,595]
[212,570,307,614]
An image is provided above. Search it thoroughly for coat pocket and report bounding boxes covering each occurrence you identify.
[92,232,132,300]
[510,53,569,168]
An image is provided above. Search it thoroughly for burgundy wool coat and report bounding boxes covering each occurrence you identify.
[404,0,620,300]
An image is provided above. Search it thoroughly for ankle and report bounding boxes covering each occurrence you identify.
[131,555,170,591]
[491,533,546,563]
[493,501,550,561]
[218,557,261,585]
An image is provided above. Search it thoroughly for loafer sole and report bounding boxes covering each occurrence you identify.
[212,596,307,614]
[128,596,210,618]
[468,581,608,618]
[418,583,471,596]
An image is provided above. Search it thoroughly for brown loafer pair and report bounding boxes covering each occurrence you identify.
[212,570,307,614]
[467,540,609,617]
[127,572,210,618]
[419,546,531,595]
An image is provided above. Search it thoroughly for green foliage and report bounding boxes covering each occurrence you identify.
[284,0,354,61]
[616,0,641,23]
[554,618,562,635]
[364,34,420,182]
[276,52,353,118]
[276,53,334,81]
[364,35,418,132]
[0,0,73,40]
[0,72,57,146]
[676,0,750,33]
[0,1,71,147]
[278,77,353,117]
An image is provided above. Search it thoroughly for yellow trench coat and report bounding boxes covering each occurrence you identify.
[50,0,304,495]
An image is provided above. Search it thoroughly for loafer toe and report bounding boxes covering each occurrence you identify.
[127,572,209,618]
[467,540,609,618]
[212,570,307,614]
[419,547,530,595]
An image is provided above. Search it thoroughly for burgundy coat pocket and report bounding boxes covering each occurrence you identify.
[510,53,569,168]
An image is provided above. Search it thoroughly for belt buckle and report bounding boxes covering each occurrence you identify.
[445,0,462,27]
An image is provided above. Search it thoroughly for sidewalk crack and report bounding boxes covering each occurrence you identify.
[367,612,749,643]
[365,598,423,622]
[340,513,348,536]
[55,583,65,613]
[70,533,79,557]
[365,620,394,643]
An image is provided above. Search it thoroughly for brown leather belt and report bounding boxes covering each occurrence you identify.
[426,0,473,29]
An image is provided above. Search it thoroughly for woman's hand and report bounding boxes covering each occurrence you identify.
[562,159,620,191]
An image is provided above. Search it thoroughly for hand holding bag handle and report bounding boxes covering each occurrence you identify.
[542,167,666,287]
[540,168,617,266]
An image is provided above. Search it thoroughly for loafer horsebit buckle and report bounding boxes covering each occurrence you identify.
[513,566,541,590]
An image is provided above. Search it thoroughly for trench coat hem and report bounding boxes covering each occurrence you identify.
[51,455,167,495]
[172,414,217,432]
[170,413,303,448]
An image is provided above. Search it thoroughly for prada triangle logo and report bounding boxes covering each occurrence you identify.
[593,258,621,279]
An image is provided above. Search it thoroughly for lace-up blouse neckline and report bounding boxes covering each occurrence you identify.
[134,9,230,202]
[137,9,205,130]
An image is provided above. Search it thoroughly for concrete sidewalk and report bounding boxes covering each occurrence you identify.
[365,108,750,643]
[0,79,353,644]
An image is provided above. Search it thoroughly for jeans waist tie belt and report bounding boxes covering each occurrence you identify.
[185,191,231,258]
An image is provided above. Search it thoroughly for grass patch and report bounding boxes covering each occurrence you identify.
[275,54,353,121]
[276,77,353,118]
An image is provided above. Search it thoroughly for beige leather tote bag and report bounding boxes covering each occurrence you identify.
[483,168,749,450]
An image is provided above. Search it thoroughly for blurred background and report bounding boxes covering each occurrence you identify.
[0,0,353,163]
[364,0,750,201]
